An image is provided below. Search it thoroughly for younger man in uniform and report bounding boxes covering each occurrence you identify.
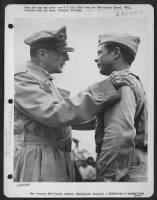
[94,33,147,182]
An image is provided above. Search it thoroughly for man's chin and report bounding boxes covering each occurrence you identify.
[50,69,63,74]
[99,69,106,75]
[99,67,111,76]
[56,70,63,73]
[55,67,64,73]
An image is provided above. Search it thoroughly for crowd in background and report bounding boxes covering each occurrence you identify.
[72,138,96,182]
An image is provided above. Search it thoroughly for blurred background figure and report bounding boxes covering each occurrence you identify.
[72,138,96,182]
[79,157,96,182]
[87,156,96,168]
[72,137,91,161]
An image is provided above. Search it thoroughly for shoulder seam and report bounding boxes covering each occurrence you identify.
[14,71,41,84]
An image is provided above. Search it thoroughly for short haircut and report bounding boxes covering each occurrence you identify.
[30,46,55,57]
[30,47,38,57]
[104,42,136,65]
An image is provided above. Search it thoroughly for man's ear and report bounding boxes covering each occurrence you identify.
[113,47,121,60]
[37,49,47,60]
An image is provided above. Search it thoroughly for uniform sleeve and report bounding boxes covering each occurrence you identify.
[14,73,120,128]
[97,86,137,181]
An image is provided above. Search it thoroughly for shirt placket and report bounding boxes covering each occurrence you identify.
[48,78,63,102]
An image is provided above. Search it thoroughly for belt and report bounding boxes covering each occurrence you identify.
[14,134,72,152]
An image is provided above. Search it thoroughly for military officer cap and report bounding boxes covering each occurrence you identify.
[24,26,74,52]
[98,33,140,54]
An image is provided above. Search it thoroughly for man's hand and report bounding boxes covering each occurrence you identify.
[109,70,133,88]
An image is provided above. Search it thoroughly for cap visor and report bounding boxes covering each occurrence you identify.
[57,47,74,52]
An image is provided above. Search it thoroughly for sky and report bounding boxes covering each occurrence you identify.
[14,17,150,157]
[14,17,149,94]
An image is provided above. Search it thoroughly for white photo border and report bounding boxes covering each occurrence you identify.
[4,4,154,198]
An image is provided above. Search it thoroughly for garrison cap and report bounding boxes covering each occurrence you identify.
[24,26,74,52]
[98,33,140,54]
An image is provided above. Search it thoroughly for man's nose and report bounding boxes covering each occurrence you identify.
[94,57,99,63]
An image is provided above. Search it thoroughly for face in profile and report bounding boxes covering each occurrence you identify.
[37,49,69,74]
[95,44,114,76]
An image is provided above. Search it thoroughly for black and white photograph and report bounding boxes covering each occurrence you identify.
[4,4,154,198]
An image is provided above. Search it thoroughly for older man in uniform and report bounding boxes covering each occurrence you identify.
[14,27,131,182]
[94,33,148,182]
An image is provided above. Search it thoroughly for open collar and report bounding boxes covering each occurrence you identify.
[25,61,53,82]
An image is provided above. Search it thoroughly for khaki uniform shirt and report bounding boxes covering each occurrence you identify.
[95,72,147,182]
